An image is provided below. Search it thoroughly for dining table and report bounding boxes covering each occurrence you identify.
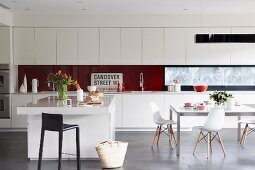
[170,104,255,156]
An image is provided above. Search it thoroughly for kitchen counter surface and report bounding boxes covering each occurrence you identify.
[12,90,255,95]
[17,95,115,115]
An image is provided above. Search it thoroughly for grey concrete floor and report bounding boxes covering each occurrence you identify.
[1,129,255,170]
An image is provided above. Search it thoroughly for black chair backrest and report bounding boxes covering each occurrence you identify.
[42,113,63,131]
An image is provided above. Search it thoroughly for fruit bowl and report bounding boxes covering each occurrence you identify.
[87,85,97,92]
[193,85,208,92]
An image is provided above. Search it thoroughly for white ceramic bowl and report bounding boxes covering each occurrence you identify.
[87,85,96,92]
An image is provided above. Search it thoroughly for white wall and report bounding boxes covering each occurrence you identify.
[13,13,255,27]
[0,8,13,26]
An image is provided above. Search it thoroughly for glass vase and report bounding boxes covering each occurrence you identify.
[57,84,67,100]
[214,103,225,109]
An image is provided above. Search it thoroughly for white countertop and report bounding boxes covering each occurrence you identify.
[17,95,115,115]
[12,90,255,95]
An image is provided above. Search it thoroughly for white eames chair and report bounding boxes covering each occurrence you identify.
[239,120,255,147]
[193,108,226,159]
[150,102,177,149]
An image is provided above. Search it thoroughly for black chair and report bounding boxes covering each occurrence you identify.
[38,113,80,170]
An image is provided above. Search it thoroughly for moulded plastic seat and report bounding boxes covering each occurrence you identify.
[154,119,176,126]
[193,108,226,159]
[150,102,177,149]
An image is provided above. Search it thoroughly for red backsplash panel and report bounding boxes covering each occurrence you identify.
[18,65,163,91]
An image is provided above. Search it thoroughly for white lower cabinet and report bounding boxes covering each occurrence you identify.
[122,94,164,128]
[114,94,123,128]
[11,93,52,129]
[11,94,33,128]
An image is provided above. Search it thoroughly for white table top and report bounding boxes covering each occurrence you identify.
[170,104,255,116]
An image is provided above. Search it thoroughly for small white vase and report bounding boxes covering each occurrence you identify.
[77,89,84,102]
[226,97,235,110]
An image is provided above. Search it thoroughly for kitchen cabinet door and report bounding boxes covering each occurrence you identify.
[164,28,186,65]
[0,27,11,64]
[121,28,142,65]
[35,28,57,65]
[100,28,121,65]
[13,28,35,65]
[78,28,100,65]
[114,94,123,128]
[186,28,209,65]
[122,94,164,128]
[11,94,33,128]
[143,28,164,65]
[231,27,255,65]
[208,27,231,65]
[57,28,77,65]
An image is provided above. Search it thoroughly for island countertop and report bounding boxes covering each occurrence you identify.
[17,95,115,115]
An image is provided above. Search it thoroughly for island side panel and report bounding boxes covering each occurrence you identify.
[27,112,113,159]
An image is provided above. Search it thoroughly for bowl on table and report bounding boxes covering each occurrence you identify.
[197,105,205,110]
[184,102,192,107]
[87,85,97,92]
[193,85,208,92]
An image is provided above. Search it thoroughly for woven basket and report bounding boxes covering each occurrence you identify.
[95,141,128,169]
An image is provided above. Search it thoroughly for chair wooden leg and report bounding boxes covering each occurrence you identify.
[207,132,210,159]
[151,126,159,148]
[156,125,162,145]
[240,124,248,145]
[209,132,212,153]
[242,124,249,147]
[167,125,173,149]
[170,125,177,146]
[217,132,226,157]
[240,125,245,145]
[193,130,202,155]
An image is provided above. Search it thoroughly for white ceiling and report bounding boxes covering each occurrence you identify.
[1,0,255,15]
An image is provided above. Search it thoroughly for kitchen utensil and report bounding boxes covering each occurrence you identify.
[77,88,84,102]
[87,85,97,92]
[32,78,39,93]
[19,83,26,93]
[175,84,181,92]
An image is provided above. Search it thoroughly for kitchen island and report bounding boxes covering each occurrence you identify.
[17,95,115,159]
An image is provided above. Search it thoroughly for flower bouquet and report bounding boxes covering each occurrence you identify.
[209,91,233,107]
[48,70,79,100]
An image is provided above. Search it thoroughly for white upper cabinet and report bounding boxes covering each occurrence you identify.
[35,28,57,65]
[100,28,121,65]
[13,28,35,65]
[78,28,100,65]
[0,27,11,64]
[208,27,231,65]
[231,27,255,65]
[142,28,164,65]
[186,28,209,65]
[57,28,77,65]
[164,28,186,65]
[121,28,142,65]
